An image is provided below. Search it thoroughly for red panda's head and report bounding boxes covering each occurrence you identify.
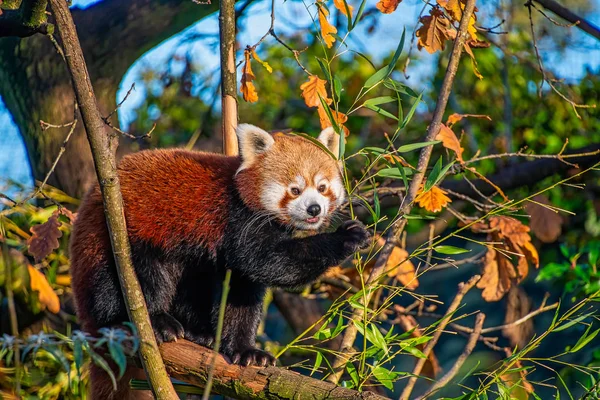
[234,124,344,230]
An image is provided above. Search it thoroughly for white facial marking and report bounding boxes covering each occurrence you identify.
[330,176,346,207]
[261,181,287,214]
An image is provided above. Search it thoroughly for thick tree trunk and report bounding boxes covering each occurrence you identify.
[0,0,219,198]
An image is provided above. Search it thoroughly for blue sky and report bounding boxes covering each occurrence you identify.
[1,0,599,194]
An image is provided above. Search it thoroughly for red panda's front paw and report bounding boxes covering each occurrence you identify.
[184,332,215,348]
[151,313,185,344]
[225,347,276,367]
[337,220,371,253]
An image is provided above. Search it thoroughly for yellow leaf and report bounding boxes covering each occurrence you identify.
[317,2,337,48]
[416,7,451,54]
[300,75,331,108]
[28,265,60,314]
[437,0,478,41]
[385,246,418,290]
[251,49,273,73]
[241,50,258,103]
[333,0,354,16]
[436,123,464,163]
[376,0,401,14]
[415,186,452,213]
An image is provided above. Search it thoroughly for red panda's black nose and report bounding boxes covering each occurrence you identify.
[307,204,321,217]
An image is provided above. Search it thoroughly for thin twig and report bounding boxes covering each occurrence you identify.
[399,275,481,400]
[328,0,479,384]
[525,0,595,118]
[418,313,486,399]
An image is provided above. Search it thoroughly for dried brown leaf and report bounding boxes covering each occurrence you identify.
[436,123,464,163]
[416,7,451,54]
[376,0,401,14]
[524,195,563,243]
[385,246,418,290]
[477,247,516,302]
[27,213,62,262]
[241,50,259,103]
[317,103,350,136]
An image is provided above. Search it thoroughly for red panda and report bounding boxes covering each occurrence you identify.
[69,124,370,398]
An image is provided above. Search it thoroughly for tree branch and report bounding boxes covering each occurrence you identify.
[328,0,478,384]
[399,275,481,400]
[220,0,239,155]
[159,340,389,400]
[532,0,600,41]
[417,313,485,400]
[47,0,177,397]
[442,143,600,198]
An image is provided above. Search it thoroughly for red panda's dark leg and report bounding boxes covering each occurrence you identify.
[216,273,276,367]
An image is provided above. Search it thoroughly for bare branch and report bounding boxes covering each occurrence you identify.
[418,313,486,400]
[399,275,481,400]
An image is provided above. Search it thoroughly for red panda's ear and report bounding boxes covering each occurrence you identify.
[237,124,275,171]
[317,127,341,159]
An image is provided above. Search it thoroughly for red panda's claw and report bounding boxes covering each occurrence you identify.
[151,313,185,344]
[227,347,276,368]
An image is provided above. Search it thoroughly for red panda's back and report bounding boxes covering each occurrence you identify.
[69,149,241,328]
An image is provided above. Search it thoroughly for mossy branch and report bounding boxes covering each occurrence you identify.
[159,340,389,400]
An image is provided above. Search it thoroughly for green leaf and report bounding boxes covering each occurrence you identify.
[317,58,332,83]
[362,146,387,155]
[377,167,413,179]
[400,93,423,129]
[435,246,471,255]
[311,351,323,376]
[364,103,399,121]
[386,29,405,75]
[396,141,440,153]
[364,66,389,88]
[570,326,600,353]
[351,0,368,30]
[333,75,343,100]
[372,365,399,390]
[424,157,443,192]
[554,312,594,332]
[363,96,397,107]
[346,362,360,387]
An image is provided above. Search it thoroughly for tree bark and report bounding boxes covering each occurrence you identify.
[48,0,178,397]
[0,0,218,198]
[159,340,389,400]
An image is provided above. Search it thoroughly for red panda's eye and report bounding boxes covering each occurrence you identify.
[290,187,301,196]
[318,185,327,193]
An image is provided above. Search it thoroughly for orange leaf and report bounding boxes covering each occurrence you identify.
[437,0,478,40]
[27,213,62,262]
[385,246,418,290]
[416,7,451,54]
[333,0,354,16]
[524,195,563,243]
[376,0,401,14]
[317,103,350,136]
[446,113,491,128]
[415,186,452,213]
[28,265,60,314]
[241,50,259,103]
[317,2,337,48]
[300,75,331,108]
[436,123,464,163]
